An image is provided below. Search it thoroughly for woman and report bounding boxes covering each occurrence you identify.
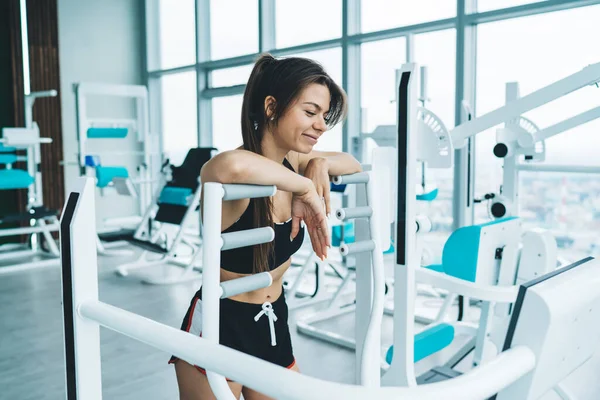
[170,53,362,399]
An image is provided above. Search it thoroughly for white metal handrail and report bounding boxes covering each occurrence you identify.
[78,300,535,400]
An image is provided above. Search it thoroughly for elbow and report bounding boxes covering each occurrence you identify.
[350,156,363,173]
[200,151,245,184]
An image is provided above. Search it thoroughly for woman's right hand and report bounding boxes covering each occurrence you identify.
[290,183,330,261]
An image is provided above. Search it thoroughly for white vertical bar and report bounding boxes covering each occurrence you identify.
[354,181,373,384]
[406,34,414,62]
[472,302,493,367]
[201,182,235,400]
[62,177,102,399]
[359,172,386,387]
[502,83,520,210]
[382,64,418,387]
[75,85,87,169]
[19,0,30,96]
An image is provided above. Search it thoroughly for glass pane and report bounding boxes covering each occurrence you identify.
[210,0,258,60]
[361,0,456,33]
[275,0,342,48]
[211,64,254,87]
[519,172,600,263]
[476,0,547,13]
[361,38,407,134]
[212,95,244,152]
[475,5,600,208]
[156,0,196,70]
[160,72,198,165]
[414,29,457,244]
[290,48,343,151]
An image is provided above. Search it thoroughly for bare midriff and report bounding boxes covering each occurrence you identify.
[219,258,291,304]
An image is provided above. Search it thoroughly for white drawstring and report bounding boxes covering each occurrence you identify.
[254,302,278,346]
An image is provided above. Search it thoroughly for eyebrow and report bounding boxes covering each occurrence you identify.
[303,102,329,114]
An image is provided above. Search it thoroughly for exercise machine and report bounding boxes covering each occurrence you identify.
[0,90,61,274]
[115,147,215,285]
[61,176,600,399]
[382,62,600,391]
[72,82,162,251]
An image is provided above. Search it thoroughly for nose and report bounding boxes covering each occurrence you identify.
[313,115,327,133]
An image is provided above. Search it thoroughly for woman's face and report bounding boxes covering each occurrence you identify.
[270,83,330,154]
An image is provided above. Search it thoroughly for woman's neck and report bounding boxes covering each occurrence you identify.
[260,131,289,164]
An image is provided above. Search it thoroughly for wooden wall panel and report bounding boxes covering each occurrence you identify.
[2,0,64,242]
[26,0,65,213]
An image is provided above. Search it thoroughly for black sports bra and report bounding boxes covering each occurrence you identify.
[220,158,305,274]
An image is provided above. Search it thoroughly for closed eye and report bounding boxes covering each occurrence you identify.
[305,111,316,116]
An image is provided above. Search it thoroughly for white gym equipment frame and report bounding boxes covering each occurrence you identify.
[285,250,350,311]
[0,90,61,274]
[380,62,600,391]
[61,177,600,400]
[484,80,600,221]
[114,181,204,285]
[73,82,160,255]
[295,147,395,370]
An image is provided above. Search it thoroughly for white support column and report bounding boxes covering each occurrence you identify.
[501,82,521,210]
[382,64,419,387]
[201,182,236,400]
[453,0,477,230]
[353,180,373,384]
[61,177,102,399]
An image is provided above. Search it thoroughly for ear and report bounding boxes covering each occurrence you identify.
[264,96,276,120]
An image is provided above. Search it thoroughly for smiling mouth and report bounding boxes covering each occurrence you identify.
[302,134,318,143]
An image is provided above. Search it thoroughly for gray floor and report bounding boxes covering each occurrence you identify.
[0,248,599,399]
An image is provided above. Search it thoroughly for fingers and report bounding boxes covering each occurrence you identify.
[324,184,331,217]
[318,213,331,250]
[307,224,322,260]
[290,216,301,241]
[310,214,330,261]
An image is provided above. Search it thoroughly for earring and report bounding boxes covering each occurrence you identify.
[270,117,274,121]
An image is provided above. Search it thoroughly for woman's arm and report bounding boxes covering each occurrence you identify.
[201,149,330,259]
[295,150,362,217]
[297,150,362,176]
[201,149,313,194]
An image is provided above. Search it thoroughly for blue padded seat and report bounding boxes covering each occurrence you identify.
[424,263,445,273]
[441,217,518,282]
[417,187,438,201]
[0,169,35,190]
[0,145,17,165]
[158,187,193,206]
[386,323,455,364]
[95,166,129,188]
[87,127,128,138]
[332,222,355,247]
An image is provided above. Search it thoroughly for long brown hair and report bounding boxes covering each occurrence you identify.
[241,53,347,273]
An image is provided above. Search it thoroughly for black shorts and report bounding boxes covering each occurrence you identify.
[169,287,296,376]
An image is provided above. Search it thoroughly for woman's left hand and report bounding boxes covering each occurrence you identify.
[303,157,331,217]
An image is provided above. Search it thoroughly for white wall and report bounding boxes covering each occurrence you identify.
[58,0,146,230]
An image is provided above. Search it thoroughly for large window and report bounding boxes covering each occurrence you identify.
[212,95,244,152]
[475,0,548,13]
[476,5,600,197]
[361,0,456,33]
[361,37,407,135]
[160,72,198,165]
[275,0,342,49]
[154,0,196,70]
[475,5,600,260]
[211,64,254,87]
[414,29,457,240]
[519,172,600,262]
[210,0,259,60]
